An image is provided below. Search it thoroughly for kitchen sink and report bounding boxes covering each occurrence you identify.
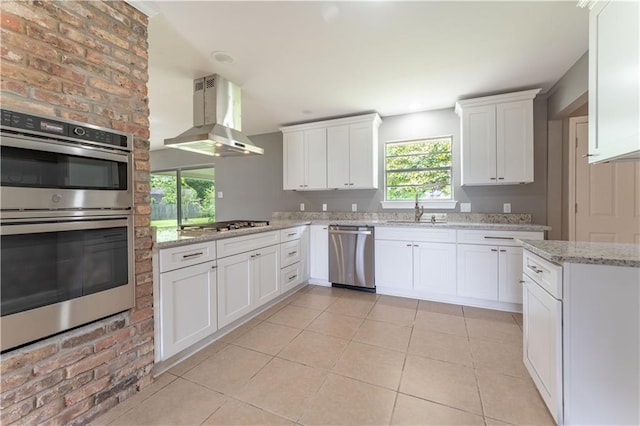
[385,220,448,224]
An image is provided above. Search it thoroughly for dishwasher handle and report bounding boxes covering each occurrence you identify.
[329,229,372,236]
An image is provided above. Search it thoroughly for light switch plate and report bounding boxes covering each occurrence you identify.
[460,203,471,212]
[351,203,357,212]
[217,191,223,199]
[300,203,305,211]
[322,203,327,211]
[503,203,512,213]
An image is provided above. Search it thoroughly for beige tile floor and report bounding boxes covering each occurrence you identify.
[93,285,555,426]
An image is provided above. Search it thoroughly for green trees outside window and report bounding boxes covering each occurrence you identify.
[385,137,453,201]
[150,167,215,229]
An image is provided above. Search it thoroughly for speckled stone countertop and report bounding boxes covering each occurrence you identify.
[309,220,549,232]
[154,220,310,249]
[520,240,640,268]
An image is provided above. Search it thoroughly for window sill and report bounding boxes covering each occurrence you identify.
[380,200,458,210]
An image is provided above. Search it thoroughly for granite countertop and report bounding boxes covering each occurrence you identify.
[520,240,640,268]
[156,218,548,249]
[155,220,310,249]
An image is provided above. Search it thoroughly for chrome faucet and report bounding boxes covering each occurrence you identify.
[414,194,424,222]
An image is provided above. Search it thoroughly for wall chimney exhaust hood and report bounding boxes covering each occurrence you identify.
[164,74,263,156]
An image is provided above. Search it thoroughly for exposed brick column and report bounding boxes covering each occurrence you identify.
[0,1,153,424]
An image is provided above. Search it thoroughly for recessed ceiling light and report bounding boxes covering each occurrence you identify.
[408,103,422,111]
[302,110,313,115]
[211,51,235,64]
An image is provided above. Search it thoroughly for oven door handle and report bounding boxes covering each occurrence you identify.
[0,217,130,235]
[1,134,128,163]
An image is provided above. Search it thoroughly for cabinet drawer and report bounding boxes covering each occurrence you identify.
[281,262,302,291]
[522,250,562,299]
[280,226,305,242]
[216,231,280,259]
[457,229,543,246]
[281,239,301,268]
[159,241,216,273]
[375,226,456,243]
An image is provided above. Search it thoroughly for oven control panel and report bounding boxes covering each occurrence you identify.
[0,109,129,149]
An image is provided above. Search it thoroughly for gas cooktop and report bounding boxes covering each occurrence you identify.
[179,220,269,234]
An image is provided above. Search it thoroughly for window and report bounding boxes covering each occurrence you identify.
[384,136,453,203]
[150,167,215,229]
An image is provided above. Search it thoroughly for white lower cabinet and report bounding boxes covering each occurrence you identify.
[159,260,218,359]
[522,273,562,424]
[457,244,499,300]
[217,251,253,328]
[457,244,524,303]
[375,228,457,297]
[309,225,329,284]
[217,244,280,328]
[254,245,280,307]
[413,242,457,295]
[374,240,413,290]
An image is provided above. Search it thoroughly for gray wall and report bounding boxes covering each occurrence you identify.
[151,103,550,224]
[547,52,588,120]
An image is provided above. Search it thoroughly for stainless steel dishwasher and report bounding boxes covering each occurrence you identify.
[328,225,375,291]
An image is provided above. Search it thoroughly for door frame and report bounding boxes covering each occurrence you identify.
[567,115,588,241]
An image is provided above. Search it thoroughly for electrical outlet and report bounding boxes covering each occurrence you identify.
[351,203,357,212]
[460,203,471,212]
[322,203,327,211]
[217,191,223,199]
[503,203,512,213]
[300,203,305,211]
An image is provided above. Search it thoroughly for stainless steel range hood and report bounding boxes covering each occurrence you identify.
[164,74,263,156]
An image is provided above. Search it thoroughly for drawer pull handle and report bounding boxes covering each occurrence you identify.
[490,177,497,180]
[491,248,498,252]
[288,251,297,256]
[288,274,297,281]
[288,233,296,237]
[528,265,544,274]
[499,249,506,252]
[406,244,412,247]
[483,236,514,240]
[211,265,217,270]
[182,252,204,259]
[519,280,525,284]
[255,252,261,257]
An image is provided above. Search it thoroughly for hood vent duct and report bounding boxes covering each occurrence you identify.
[164,74,263,156]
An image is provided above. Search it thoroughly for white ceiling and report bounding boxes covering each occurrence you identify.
[146,1,588,151]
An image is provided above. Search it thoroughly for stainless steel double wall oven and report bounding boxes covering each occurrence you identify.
[0,109,135,351]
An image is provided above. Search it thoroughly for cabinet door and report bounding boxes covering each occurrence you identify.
[348,121,377,189]
[217,252,253,328]
[160,261,217,359]
[300,226,310,281]
[498,246,524,303]
[414,242,456,296]
[283,131,305,190]
[305,128,327,190]
[496,100,533,184]
[374,240,413,290]
[522,277,562,424]
[327,125,350,189]
[461,105,496,185]
[457,244,498,300]
[309,225,329,283]
[254,245,280,307]
[589,1,640,162]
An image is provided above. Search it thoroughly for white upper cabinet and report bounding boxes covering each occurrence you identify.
[456,89,540,186]
[282,113,381,191]
[282,128,327,190]
[588,0,640,163]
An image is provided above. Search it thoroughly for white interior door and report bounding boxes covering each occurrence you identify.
[573,117,640,243]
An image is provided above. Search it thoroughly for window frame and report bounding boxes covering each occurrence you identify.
[150,165,216,227]
[381,135,457,210]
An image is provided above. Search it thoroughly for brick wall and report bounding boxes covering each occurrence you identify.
[0,1,153,424]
